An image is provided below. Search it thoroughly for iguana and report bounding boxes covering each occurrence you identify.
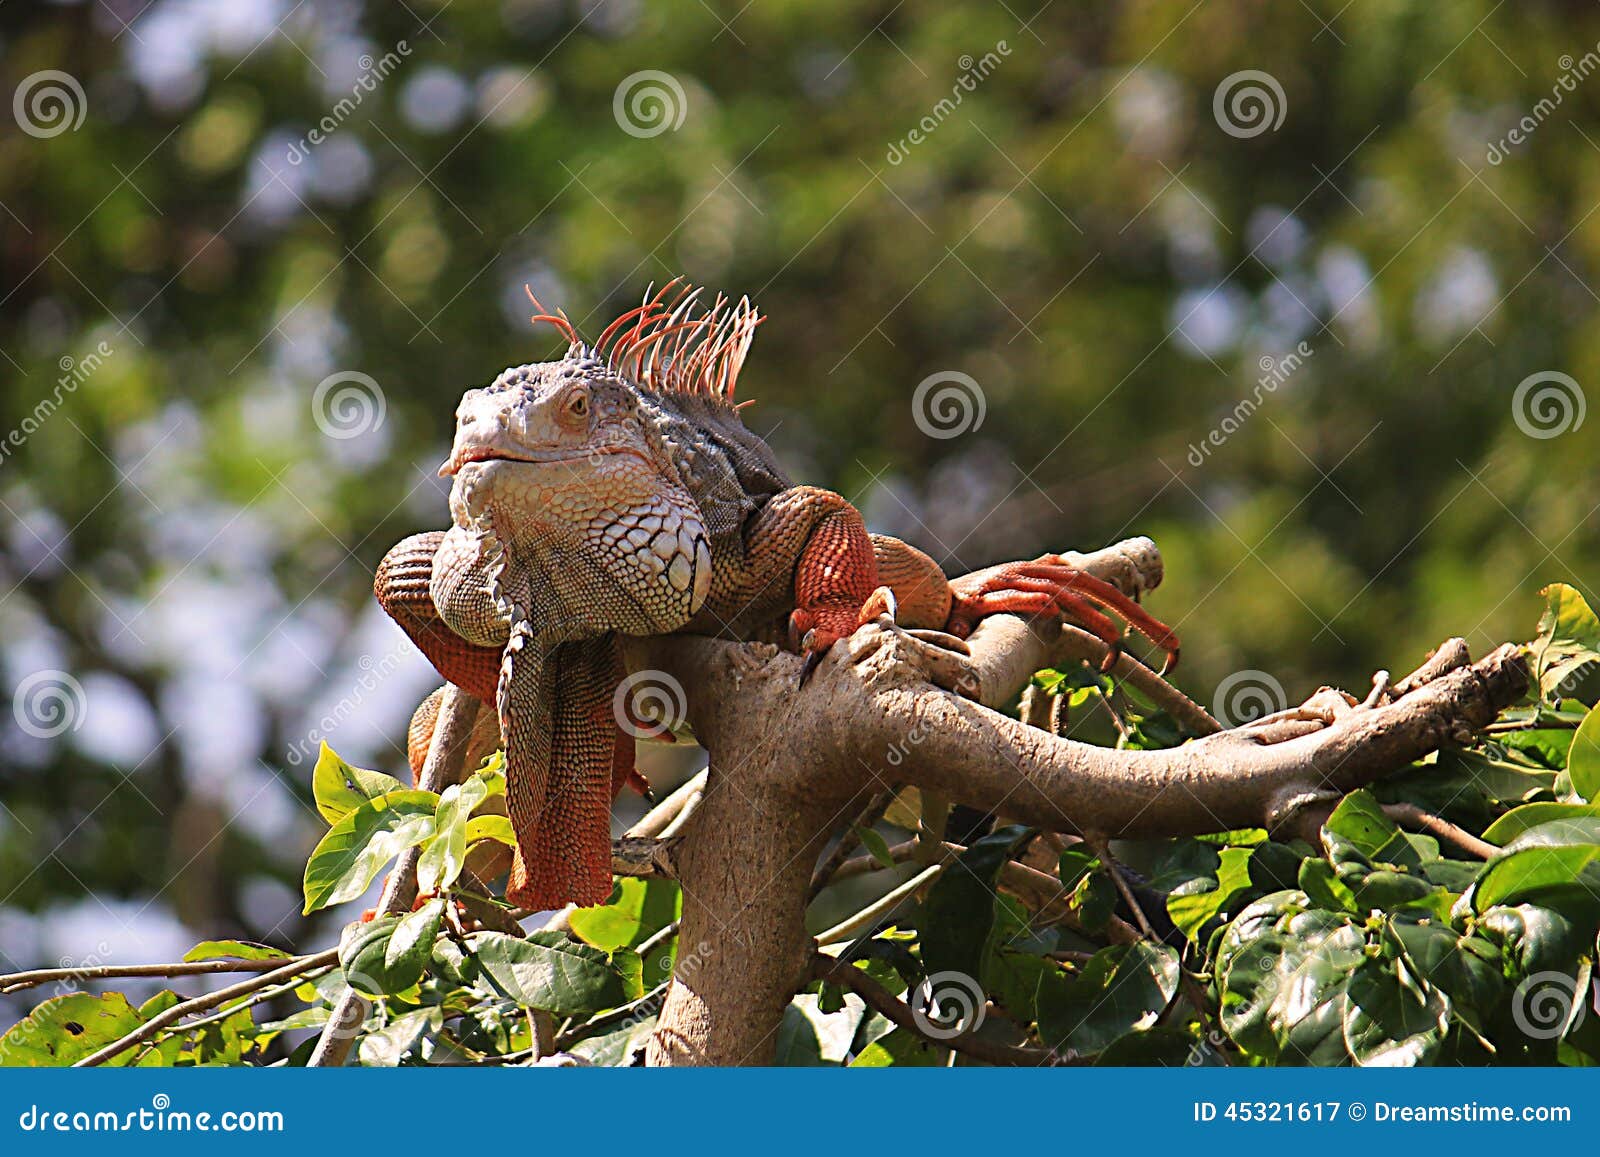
[376,280,1179,911]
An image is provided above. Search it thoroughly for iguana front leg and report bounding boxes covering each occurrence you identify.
[738,488,1181,677]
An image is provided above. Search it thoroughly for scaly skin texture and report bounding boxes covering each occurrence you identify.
[375,281,1179,911]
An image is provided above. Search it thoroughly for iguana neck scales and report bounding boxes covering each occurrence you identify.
[376,280,1179,911]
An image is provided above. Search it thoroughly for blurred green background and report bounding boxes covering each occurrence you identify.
[1,0,1596,979]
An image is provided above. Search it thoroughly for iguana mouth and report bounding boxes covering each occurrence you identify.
[440,444,650,476]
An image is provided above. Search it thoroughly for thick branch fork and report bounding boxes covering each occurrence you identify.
[617,537,1529,1065]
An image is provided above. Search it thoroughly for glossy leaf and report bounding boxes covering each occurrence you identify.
[0,993,145,1067]
[301,790,438,914]
[311,742,407,825]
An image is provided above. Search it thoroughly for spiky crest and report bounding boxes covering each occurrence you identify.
[522,279,763,400]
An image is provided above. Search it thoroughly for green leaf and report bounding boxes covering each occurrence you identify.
[186,1004,257,1065]
[1036,942,1180,1055]
[1298,857,1357,912]
[1474,818,1600,914]
[387,899,445,985]
[1477,903,1590,976]
[920,825,1033,983]
[1095,1026,1212,1066]
[461,930,630,1015]
[1168,846,1255,938]
[1531,583,1600,700]
[1217,891,1365,1064]
[0,993,146,1066]
[1342,956,1449,1066]
[417,776,489,895]
[568,877,681,953]
[849,1028,943,1067]
[1484,802,1600,845]
[182,939,291,963]
[776,994,866,1065]
[339,914,429,997]
[1436,747,1559,804]
[1566,705,1600,803]
[856,825,897,870]
[357,1007,443,1067]
[311,742,407,825]
[302,790,438,914]
[1323,789,1421,870]
[464,814,516,847]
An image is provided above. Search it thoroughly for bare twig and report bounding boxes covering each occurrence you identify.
[73,950,340,1067]
[0,955,310,995]
[814,864,942,946]
[808,789,896,899]
[1383,802,1499,860]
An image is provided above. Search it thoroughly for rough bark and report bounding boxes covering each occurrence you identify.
[620,537,1529,1066]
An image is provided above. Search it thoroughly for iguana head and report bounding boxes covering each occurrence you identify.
[433,282,764,639]
[439,352,660,479]
[438,348,714,637]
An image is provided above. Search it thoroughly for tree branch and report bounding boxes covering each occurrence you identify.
[614,533,1528,1065]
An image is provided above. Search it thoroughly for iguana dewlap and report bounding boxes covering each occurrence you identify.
[376,281,1179,911]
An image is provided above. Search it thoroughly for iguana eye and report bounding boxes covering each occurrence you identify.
[566,389,590,420]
